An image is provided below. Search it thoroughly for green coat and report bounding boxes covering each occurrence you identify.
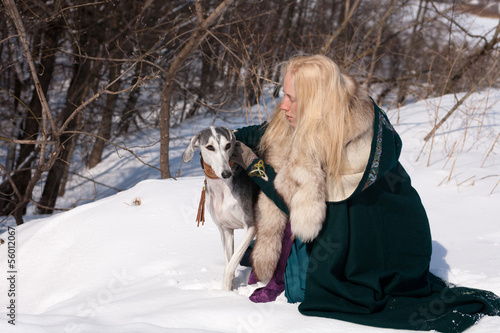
[235,101,500,332]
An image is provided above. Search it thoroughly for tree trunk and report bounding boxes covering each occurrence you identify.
[37,59,95,214]
[88,64,122,169]
[117,67,141,135]
[58,111,82,197]
[37,2,106,214]
[160,81,173,179]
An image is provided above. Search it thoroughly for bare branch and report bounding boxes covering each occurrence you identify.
[0,164,22,202]
[4,0,56,138]
[195,0,204,23]
[0,136,57,145]
[364,0,398,88]
[57,60,148,136]
[430,2,492,44]
[321,0,362,54]
[64,131,162,173]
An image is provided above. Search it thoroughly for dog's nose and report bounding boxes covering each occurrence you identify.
[221,171,232,179]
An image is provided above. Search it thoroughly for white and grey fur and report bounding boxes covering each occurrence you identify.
[182,126,257,290]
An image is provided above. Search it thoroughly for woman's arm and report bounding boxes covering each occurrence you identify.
[245,157,289,216]
[232,124,289,215]
[234,123,267,151]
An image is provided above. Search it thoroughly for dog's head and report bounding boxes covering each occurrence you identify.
[182,126,236,179]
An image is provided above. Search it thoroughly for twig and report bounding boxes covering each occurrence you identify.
[205,29,278,86]
[66,170,123,192]
[0,164,22,202]
[57,49,169,75]
[481,132,500,168]
[447,156,457,183]
[490,179,500,196]
[29,199,70,213]
[64,130,162,173]
[0,136,57,145]
[430,2,492,43]
[457,176,474,187]
[0,84,43,131]
[321,0,362,54]
[195,0,204,23]
[57,62,146,136]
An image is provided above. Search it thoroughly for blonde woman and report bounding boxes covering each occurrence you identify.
[231,55,500,331]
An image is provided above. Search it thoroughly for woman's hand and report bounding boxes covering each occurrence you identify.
[230,141,258,169]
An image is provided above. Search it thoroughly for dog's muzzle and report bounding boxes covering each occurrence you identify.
[221,170,232,179]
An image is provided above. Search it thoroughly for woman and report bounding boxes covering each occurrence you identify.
[231,55,500,332]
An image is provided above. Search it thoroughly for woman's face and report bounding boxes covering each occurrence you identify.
[281,73,298,127]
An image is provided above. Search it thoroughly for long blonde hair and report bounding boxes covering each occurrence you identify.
[260,55,371,184]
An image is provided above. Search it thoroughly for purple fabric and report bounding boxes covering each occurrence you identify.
[249,221,293,303]
[248,270,258,285]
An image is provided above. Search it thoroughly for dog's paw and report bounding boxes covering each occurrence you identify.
[222,280,234,291]
[222,267,235,291]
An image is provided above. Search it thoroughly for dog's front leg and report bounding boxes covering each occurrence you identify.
[220,227,235,290]
[223,225,256,291]
[222,225,256,291]
[220,227,234,265]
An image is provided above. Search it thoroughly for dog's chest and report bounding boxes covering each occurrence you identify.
[205,180,247,229]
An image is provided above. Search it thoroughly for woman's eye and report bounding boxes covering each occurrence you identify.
[285,94,296,103]
[206,145,215,151]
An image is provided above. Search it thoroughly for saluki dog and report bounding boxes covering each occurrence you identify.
[182,126,257,290]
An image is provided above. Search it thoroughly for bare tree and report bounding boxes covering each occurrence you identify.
[1,0,155,221]
[2,0,61,223]
[159,0,236,179]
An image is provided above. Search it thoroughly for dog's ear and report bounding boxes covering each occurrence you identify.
[223,126,236,144]
[182,133,200,163]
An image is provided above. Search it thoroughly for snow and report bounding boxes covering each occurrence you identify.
[3,8,500,325]
[1,87,500,333]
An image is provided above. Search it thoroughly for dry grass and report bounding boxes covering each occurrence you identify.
[425,91,500,194]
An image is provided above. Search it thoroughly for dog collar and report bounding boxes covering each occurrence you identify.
[197,160,234,227]
[202,160,234,180]
[203,161,218,179]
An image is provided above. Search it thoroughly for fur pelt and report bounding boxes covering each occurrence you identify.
[251,80,374,283]
[250,141,290,282]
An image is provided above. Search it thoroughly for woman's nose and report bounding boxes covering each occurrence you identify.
[281,98,290,111]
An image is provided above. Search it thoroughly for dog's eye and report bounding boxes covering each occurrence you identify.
[206,145,215,151]
[225,143,231,150]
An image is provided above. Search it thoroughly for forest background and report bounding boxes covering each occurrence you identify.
[1,0,500,225]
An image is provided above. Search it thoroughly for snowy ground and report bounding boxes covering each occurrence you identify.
[1,87,499,332]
